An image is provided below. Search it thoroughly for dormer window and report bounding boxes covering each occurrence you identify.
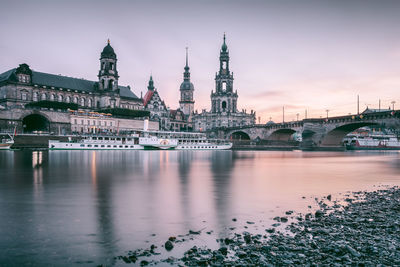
[18,74,30,83]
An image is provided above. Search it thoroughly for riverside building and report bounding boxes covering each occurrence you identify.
[0,40,154,134]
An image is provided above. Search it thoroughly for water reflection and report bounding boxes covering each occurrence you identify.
[0,150,400,266]
[210,151,235,236]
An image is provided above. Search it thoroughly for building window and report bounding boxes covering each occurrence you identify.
[66,96,70,103]
[41,93,47,101]
[222,82,227,91]
[108,80,114,89]
[58,94,63,102]
[87,99,92,107]
[80,98,85,106]
[74,119,77,124]
[50,94,55,101]
[222,61,227,69]
[32,92,38,101]
[73,96,78,104]
[222,101,227,110]
[110,62,114,70]
[21,92,27,101]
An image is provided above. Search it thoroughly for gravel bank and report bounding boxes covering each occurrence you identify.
[113,186,400,266]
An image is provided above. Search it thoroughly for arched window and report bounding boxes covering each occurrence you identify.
[80,98,85,106]
[32,92,38,101]
[101,79,105,89]
[73,96,78,104]
[58,94,63,102]
[108,80,114,89]
[41,93,47,101]
[87,98,92,107]
[66,96,70,103]
[222,82,227,91]
[21,92,27,101]
[50,94,55,101]
[222,101,227,110]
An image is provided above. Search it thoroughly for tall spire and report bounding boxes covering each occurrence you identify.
[147,75,154,91]
[183,47,190,81]
[185,47,189,68]
[221,33,228,52]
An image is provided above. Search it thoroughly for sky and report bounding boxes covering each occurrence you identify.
[1,0,400,123]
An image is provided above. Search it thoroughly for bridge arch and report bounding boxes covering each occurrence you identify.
[267,128,297,141]
[230,131,251,140]
[321,122,377,146]
[22,113,51,133]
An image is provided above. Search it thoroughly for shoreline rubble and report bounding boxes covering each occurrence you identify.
[113,186,400,266]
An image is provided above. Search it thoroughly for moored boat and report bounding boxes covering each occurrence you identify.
[0,134,14,150]
[344,133,400,150]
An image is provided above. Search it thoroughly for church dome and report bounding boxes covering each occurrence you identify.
[180,80,194,90]
[101,41,116,59]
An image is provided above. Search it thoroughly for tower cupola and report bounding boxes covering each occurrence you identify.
[98,39,119,90]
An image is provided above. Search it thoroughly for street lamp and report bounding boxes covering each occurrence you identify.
[326,109,329,119]
[296,113,299,121]
[391,101,396,111]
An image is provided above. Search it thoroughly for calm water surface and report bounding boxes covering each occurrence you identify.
[1,150,400,266]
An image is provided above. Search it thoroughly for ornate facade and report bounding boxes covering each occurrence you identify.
[0,41,149,134]
[193,35,255,131]
[143,48,194,131]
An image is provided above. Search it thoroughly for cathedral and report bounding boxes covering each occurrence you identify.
[192,35,256,131]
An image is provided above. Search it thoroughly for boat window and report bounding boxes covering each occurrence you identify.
[130,146,134,148]
[119,145,123,148]
[98,137,103,140]
[80,144,85,147]
[116,138,121,141]
[125,145,129,148]
[107,145,111,147]
[87,145,92,147]
[94,145,98,147]
[101,145,105,147]
[113,145,117,147]
[111,138,115,141]
[127,138,132,141]
[105,137,109,140]
[92,137,97,140]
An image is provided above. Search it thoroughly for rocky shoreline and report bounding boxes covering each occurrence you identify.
[112,186,400,266]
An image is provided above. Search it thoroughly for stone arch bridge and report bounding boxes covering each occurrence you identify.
[210,110,400,149]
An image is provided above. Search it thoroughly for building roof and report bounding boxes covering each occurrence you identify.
[180,80,194,90]
[101,41,117,59]
[362,107,391,114]
[0,66,140,100]
[143,90,154,107]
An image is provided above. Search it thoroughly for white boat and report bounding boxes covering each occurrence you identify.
[0,134,14,150]
[49,118,232,151]
[344,132,400,150]
[48,131,232,150]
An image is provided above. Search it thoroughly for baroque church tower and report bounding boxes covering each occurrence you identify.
[211,34,238,114]
[98,39,119,90]
[179,47,195,120]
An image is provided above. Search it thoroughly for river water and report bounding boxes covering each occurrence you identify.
[0,150,400,266]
